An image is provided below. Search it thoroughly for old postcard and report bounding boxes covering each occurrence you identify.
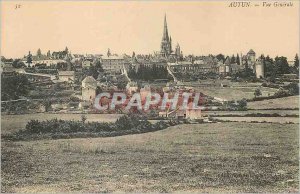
[1,0,299,193]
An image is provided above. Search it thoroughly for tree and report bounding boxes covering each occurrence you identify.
[81,115,87,123]
[47,50,51,57]
[231,55,236,64]
[12,59,25,68]
[274,56,289,75]
[37,48,42,58]
[294,54,299,69]
[107,48,111,57]
[94,60,104,72]
[274,87,289,97]
[65,47,69,54]
[87,66,99,79]
[1,74,31,100]
[254,88,262,98]
[26,51,33,67]
[286,82,299,95]
[216,54,225,62]
[264,55,275,79]
[237,98,247,110]
[116,82,127,90]
[236,54,240,65]
[41,98,52,112]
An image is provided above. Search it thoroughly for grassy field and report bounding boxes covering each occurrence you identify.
[205,110,299,116]
[1,122,298,193]
[213,117,299,123]
[1,113,122,135]
[195,86,277,101]
[248,96,299,110]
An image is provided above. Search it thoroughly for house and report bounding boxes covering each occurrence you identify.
[158,111,168,118]
[58,71,75,83]
[82,76,97,102]
[0,61,15,77]
[101,55,125,74]
[224,57,231,74]
[168,61,193,72]
[126,81,138,95]
[175,110,186,120]
[82,60,92,68]
[82,76,97,88]
[230,63,244,74]
[218,64,226,75]
[186,108,202,120]
[140,85,151,102]
[185,102,202,120]
[168,57,218,74]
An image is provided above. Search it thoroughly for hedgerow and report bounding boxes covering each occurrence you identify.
[5,114,179,141]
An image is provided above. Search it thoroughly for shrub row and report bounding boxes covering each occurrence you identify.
[5,114,181,141]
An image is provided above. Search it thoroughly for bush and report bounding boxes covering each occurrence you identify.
[10,114,176,141]
[286,82,299,95]
[274,88,290,97]
[237,99,247,110]
[26,120,43,133]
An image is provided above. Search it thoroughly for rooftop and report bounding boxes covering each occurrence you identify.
[247,49,256,55]
[82,76,97,84]
[101,55,124,60]
[58,71,75,76]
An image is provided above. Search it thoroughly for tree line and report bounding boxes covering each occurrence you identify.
[263,55,299,77]
[128,64,169,81]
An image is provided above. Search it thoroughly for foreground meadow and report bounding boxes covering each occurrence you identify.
[1,122,298,193]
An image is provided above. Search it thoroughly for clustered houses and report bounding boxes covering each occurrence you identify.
[22,49,70,67]
[22,55,67,67]
[8,14,268,117]
[168,57,219,74]
[20,15,265,79]
[167,49,264,78]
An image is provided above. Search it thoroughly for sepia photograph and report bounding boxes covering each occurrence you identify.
[1,0,299,193]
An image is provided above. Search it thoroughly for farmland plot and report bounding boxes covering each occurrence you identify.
[248,96,299,110]
[1,123,298,193]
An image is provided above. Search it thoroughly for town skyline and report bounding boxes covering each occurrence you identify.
[1,2,299,193]
[1,1,299,60]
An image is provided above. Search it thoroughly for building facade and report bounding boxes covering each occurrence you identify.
[82,76,97,102]
[255,57,264,78]
[58,71,75,83]
[101,55,125,74]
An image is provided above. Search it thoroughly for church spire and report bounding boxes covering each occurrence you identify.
[160,13,172,57]
[162,13,169,41]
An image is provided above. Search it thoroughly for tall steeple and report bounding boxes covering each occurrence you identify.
[162,13,169,41]
[161,13,172,57]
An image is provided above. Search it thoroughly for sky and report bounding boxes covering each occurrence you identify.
[1,1,299,60]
